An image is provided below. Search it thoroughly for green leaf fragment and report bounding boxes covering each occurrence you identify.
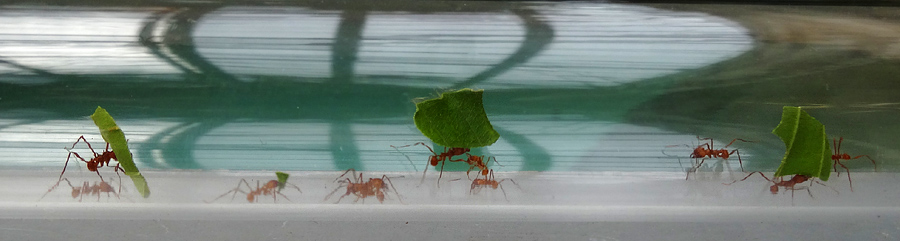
[276,171,289,191]
[90,106,150,198]
[414,89,500,148]
[772,106,832,181]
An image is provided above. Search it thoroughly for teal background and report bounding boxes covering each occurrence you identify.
[0,1,896,173]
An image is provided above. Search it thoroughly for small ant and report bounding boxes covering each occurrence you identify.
[669,136,751,180]
[324,169,402,204]
[60,136,125,180]
[831,137,876,191]
[41,178,120,202]
[451,153,503,179]
[392,142,469,185]
[725,172,832,200]
[207,178,302,203]
[469,170,519,201]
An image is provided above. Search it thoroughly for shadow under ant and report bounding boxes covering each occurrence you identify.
[724,172,839,205]
[41,177,122,202]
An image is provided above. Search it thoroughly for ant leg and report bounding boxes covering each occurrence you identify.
[696,136,714,150]
[205,179,250,203]
[812,179,840,194]
[832,138,841,173]
[323,180,350,202]
[724,171,771,185]
[418,161,430,186]
[729,149,745,172]
[391,145,419,172]
[276,191,292,203]
[851,155,877,171]
[487,156,503,167]
[69,135,99,155]
[437,159,447,187]
[334,192,351,204]
[686,158,708,180]
[382,175,404,204]
[834,160,853,192]
[333,168,356,182]
[40,178,75,201]
[836,137,844,156]
[285,182,303,193]
[723,138,753,148]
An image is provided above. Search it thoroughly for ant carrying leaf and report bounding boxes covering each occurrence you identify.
[207,172,301,203]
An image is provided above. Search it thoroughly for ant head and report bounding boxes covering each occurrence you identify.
[377,192,385,203]
[491,182,499,189]
[769,185,779,194]
[429,156,440,166]
[720,152,730,159]
[840,153,851,159]
[87,162,100,171]
[481,169,489,176]
[71,189,82,198]
[370,178,385,187]
[264,180,279,189]
[246,193,256,202]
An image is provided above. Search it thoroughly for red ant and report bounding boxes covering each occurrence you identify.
[392,142,469,185]
[831,137,876,191]
[60,136,125,180]
[324,169,402,204]
[469,169,519,201]
[669,137,751,180]
[725,172,832,201]
[451,153,503,179]
[41,178,120,202]
[207,178,302,203]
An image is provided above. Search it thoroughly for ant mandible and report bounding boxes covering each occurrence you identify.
[392,142,469,185]
[60,136,124,180]
[686,137,752,179]
[324,168,402,204]
[831,137,876,192]
[469,169,519,201]
[207,178,302,203]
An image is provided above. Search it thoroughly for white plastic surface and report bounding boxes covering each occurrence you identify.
[2,170,899,240]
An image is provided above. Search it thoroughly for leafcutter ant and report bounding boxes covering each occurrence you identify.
[831,137,876,191]
[392,142,469,185]
[451,153,502,179]
[469,169,519,201]
[207,178,302,203]
[324,169,402,204]
[667,136,752,180]
[60,136,125,180]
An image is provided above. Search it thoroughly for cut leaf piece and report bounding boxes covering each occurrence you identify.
[90,106,150,198]
[276,171,290,191]
[772,106,832,181]
[414,89,499,148]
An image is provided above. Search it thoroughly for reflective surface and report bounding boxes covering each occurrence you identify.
[0,2,897,174]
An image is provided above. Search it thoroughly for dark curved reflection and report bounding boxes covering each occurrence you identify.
[13,1,874,173]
